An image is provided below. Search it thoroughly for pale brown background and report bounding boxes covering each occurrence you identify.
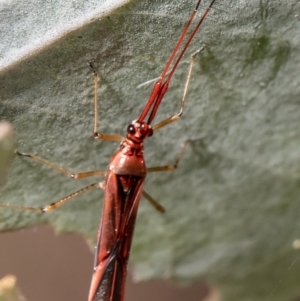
[0,225,211,301]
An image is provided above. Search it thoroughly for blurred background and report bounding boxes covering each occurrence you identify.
[0,225,215,301]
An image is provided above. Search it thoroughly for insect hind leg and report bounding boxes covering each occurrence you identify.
[0,182,99,213]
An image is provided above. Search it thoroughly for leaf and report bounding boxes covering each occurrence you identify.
[1,1,300,301]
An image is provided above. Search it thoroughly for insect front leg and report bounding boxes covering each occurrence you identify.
[89,62,124,142]
[152,46,206,132]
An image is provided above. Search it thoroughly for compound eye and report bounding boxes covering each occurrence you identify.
[127,124,135,134]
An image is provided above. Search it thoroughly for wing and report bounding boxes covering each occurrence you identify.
[88,170,144,301]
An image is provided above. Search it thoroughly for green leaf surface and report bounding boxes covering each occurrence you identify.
[1,1,300,301]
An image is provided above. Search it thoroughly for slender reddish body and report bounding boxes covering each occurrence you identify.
[88,125,151,301]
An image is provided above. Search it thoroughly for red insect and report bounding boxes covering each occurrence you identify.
[0,1,216,300]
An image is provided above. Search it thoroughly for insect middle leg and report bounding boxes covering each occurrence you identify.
[144,138,201,213]
[16,151,105,180]
[147,138,194,173]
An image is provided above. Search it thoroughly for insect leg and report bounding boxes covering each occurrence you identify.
[17,151,105,179]
[147,139,196,173]
[145,139,199,212]
[152,46,206,132]
[89,63,124,142]
[142,190,165,213]
[0,182,99,213]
